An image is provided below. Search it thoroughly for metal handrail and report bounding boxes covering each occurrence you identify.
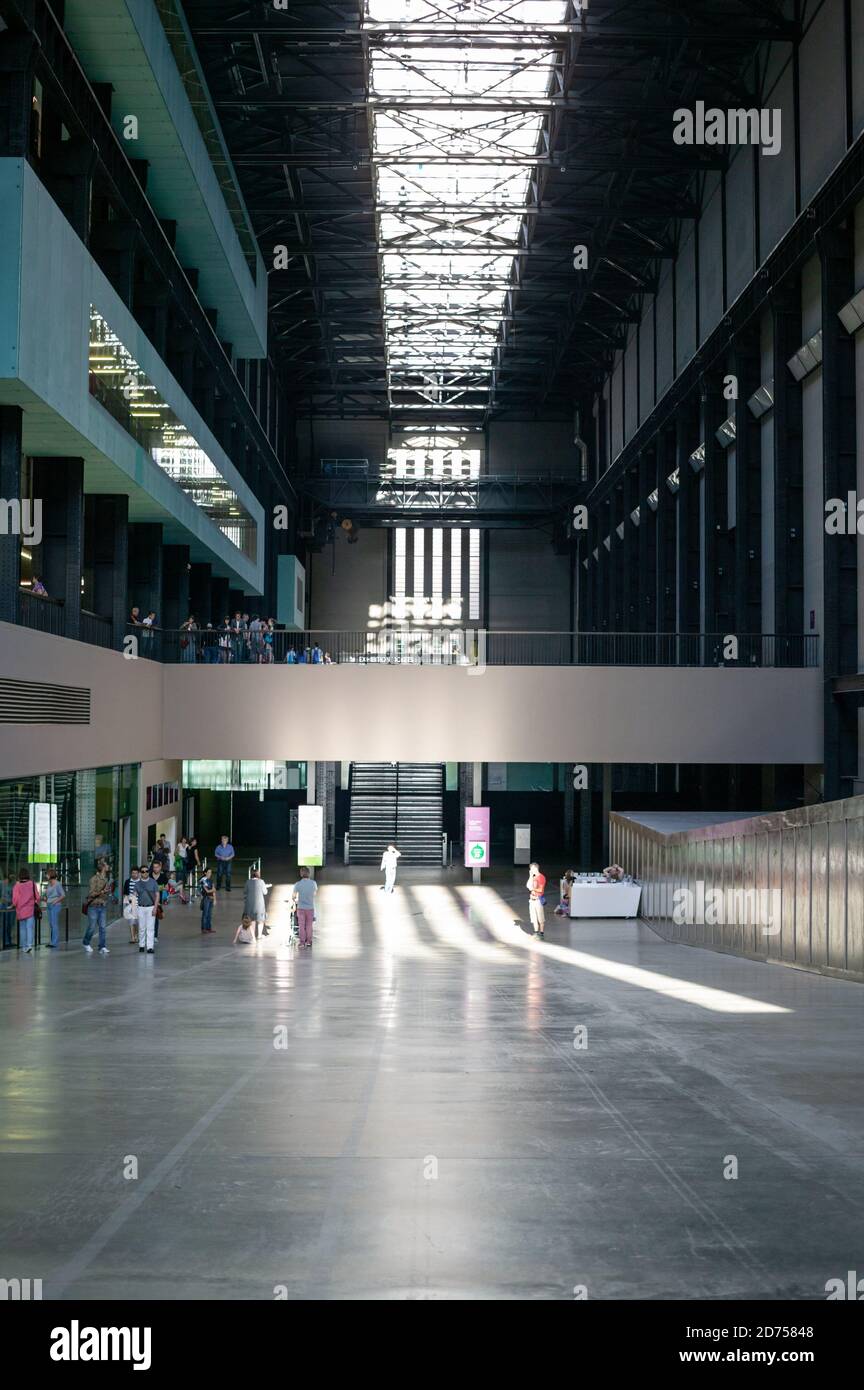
[123,625,821,669]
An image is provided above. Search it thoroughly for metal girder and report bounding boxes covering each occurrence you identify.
[298,470,582,525]
[184,0,791,418]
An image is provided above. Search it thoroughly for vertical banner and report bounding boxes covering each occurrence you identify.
[298,804,324,867]
[464,806,490,868]
[28,802,58,864]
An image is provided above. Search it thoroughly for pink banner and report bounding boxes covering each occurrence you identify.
[464,806,490,868]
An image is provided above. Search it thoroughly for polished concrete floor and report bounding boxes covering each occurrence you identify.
[1,861,863,1301]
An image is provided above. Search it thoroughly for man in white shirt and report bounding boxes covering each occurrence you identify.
[380,844,401,893]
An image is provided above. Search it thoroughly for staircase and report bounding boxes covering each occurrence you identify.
[348,762,444,864]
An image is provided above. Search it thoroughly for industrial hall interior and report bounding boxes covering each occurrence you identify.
[2,0,864,1317]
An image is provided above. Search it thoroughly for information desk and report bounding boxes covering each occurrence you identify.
[569,881,642,919]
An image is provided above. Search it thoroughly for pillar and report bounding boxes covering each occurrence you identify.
[87,494,128,649]
[189,562,212,627]
[162,545,190,631]
[32,458,84,639]
[127,523,163,619]
[0,405,23,620]
[211,576,230,624]
[471,761,482,884]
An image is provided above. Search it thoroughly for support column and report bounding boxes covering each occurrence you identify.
[162,545,190,632]
[701,372,733,634]
[656,429,677,634]
[87,494,128,649]
[819,227,858,799]
[32,458,84,639]
[127,523,163,619]
[189,563,212,627]
[211,576,230,625]
[0,405,23,620]
[602,764,612,865]
[732,330,763,636]
[771,281,804,637]
[637,449,656,633]
[676,401,700,636]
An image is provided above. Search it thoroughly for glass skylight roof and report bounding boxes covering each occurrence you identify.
[366,0,569,413]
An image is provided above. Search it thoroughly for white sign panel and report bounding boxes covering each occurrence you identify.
[28,802,58,864]
[298,804,324,867]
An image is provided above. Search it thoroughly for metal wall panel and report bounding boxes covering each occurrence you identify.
[827,818,847,972]
[611,798,864,982]
[810,821,829,967]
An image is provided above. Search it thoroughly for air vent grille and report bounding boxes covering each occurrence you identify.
[0,678,90,724]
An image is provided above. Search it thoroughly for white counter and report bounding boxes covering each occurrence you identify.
[569,882,642,919]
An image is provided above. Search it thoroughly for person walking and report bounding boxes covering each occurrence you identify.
[12,869,40,953]
[243,868,268,941]
[135,864,160,954]
[380,843,401,893]
[526,862,547,941]
[292,867,317,948]
[174,839,190,902]
[215,834,235,891]
[82,862,112,955]
[199,867,215,933]
[44,870,65,947]
[123,866,141,943]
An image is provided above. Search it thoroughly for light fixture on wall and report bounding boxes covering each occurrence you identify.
[715,417,737,448]
[689,443,706,472]
[630,506,640,527]
[787,331,823,381]
[666,469,680,494]
[646,489,659,511]
[747,380,775,418]
[838,288,864,333]
[615,522,624,540]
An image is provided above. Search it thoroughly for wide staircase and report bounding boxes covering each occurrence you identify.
[348,762,444,864]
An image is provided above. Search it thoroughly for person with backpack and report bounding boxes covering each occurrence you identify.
[199,868,215,933]
[526,862,547,941]
[135,864,160,954]
[12,869,40,954]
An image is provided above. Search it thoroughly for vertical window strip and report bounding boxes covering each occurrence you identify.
[394,528,406,602]
[469,529,481,621]
[413,528,425,602]
[450,527,462,618]
[432,528,443,607]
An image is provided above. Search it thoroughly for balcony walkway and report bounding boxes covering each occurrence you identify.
[1,863,863,1300]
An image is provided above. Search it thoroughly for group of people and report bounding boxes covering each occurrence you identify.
[1,868,67,952]
[179,613,279,665]
[284,644,333,664]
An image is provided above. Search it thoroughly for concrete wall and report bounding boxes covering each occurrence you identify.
[160,664,823,765]
[487,531,571,630]
[309,529,389,629]
[0,623,824,774]
[0,622,163,778]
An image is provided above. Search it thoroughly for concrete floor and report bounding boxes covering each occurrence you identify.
[1,860,863,1301]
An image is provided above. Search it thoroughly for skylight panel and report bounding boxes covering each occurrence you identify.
[365,0,568,411]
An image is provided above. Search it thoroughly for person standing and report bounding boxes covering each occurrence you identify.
[380,843,401,893]
[199,867,215,933]
[180,615,198,663]
[526,862,547,941]
[184,837,200,900]
[0,874,14,948]
[292,867,317,948]
[174,839,189,902]
[243,868,268,941]
[136,864,159,954]
[215,834,235,891]
[82,862,111,955]
[44,870,65,947]
[12,869,40,953]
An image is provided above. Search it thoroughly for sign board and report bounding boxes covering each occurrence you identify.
[464,806,490,868]
[298,804,324,866]
[28,802,58,864]
[514,823,531,866]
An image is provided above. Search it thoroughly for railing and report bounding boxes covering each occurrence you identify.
[129,626,820,669]
[79,610,113,649]
[17,589,65,636]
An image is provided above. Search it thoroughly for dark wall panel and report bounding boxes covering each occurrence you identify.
[611,354,624,460]
[655,265,674,399]
[675,228,697,373]
[638,296,655,425]
[759,64,797,259]
[799,0,847,204]
[624,329,639,443]
[726,150,756,303]
[698,176,724,337]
